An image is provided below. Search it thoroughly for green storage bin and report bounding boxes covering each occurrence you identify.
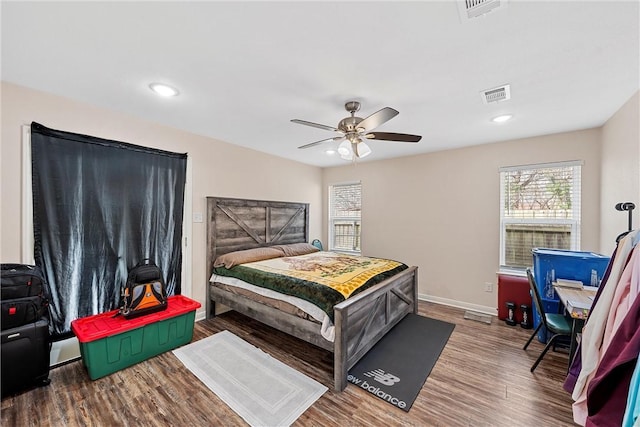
[71,295,200,380]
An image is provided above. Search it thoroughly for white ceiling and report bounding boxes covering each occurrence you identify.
[2,1,639,167]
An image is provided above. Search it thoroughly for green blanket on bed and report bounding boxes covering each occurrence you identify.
[213,251,407,321]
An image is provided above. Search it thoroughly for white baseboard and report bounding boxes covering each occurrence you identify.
[195,296,497,323]
[50,337,81,367]
[195,308,207,322]
[196,303,234,322]
[418,293,498,317]
[48,296,495,369]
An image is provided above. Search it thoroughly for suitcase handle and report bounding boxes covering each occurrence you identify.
[1,264,36,272]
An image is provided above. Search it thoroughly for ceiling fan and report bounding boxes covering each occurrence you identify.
[291,101,422,161]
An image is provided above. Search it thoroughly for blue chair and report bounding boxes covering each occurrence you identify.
[523,268,572,372]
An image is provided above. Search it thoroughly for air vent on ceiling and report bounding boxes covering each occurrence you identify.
[458,0,507,22]
[480,84,511,105]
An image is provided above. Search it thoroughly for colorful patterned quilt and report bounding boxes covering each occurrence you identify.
[213,251,407,321]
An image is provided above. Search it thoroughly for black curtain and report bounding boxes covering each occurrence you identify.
[31,122,187,338]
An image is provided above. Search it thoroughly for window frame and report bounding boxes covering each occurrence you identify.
[499,160,583,271]
[328,181,362,254]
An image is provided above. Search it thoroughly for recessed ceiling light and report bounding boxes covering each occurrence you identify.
[492,114,513,123]
[149,83,179,97]
[325,149,336,155]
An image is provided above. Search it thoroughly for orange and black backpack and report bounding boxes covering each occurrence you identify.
[119,259,167,319]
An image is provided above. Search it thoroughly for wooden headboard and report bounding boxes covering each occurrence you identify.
[205,197,309,279]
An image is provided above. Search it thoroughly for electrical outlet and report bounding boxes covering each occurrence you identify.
[484,282,493,292]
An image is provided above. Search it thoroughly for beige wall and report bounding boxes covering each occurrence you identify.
[600,90,640,255]
[323,128,603,313]
[0,82,323,314]
[2,81,636,317]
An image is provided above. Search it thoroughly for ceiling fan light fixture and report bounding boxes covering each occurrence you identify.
[492,114,513,123]
[149,82,179,97]
[340,151,353,161]
[337,140,371,161]
[339,141,353,161]
[337,140,351,157]
[356,141,372,158]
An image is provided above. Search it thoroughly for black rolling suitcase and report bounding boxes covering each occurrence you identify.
[1,264,51,396]
[1,318,51,396]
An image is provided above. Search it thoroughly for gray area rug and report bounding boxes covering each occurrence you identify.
[348,313,455,411]
[173,330,327,427]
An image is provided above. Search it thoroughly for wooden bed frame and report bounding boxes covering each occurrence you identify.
[205,197,418,391]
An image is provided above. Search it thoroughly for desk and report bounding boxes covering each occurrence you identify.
[554,285,597,368]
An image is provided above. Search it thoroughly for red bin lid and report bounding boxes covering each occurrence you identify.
[71,295,201,343]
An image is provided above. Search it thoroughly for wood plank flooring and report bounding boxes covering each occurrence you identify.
[1,301,577,426]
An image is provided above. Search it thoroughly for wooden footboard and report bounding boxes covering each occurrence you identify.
[333,266,418,390]
[209,265,418,391]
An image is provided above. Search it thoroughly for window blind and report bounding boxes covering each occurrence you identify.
[499,162,582,269]
[329,182,362,252]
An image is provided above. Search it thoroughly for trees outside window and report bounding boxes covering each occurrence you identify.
[500,162,582,269]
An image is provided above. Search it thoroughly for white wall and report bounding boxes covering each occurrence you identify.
[0,82,323,317]
[323,128,603,313]
[600,91,640,255]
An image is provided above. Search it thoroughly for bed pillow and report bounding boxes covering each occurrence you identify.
[274,242,321,257]
[213,246,285,269]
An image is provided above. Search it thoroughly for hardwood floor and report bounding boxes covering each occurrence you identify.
[1,301,577,426]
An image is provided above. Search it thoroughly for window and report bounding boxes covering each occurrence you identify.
[499,161,582,270]
[329,182,361,253]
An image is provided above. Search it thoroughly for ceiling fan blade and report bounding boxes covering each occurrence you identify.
[291,119,339,133]
[364,132,422,143]
[298,136,344,149]
[356,107,399,132]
